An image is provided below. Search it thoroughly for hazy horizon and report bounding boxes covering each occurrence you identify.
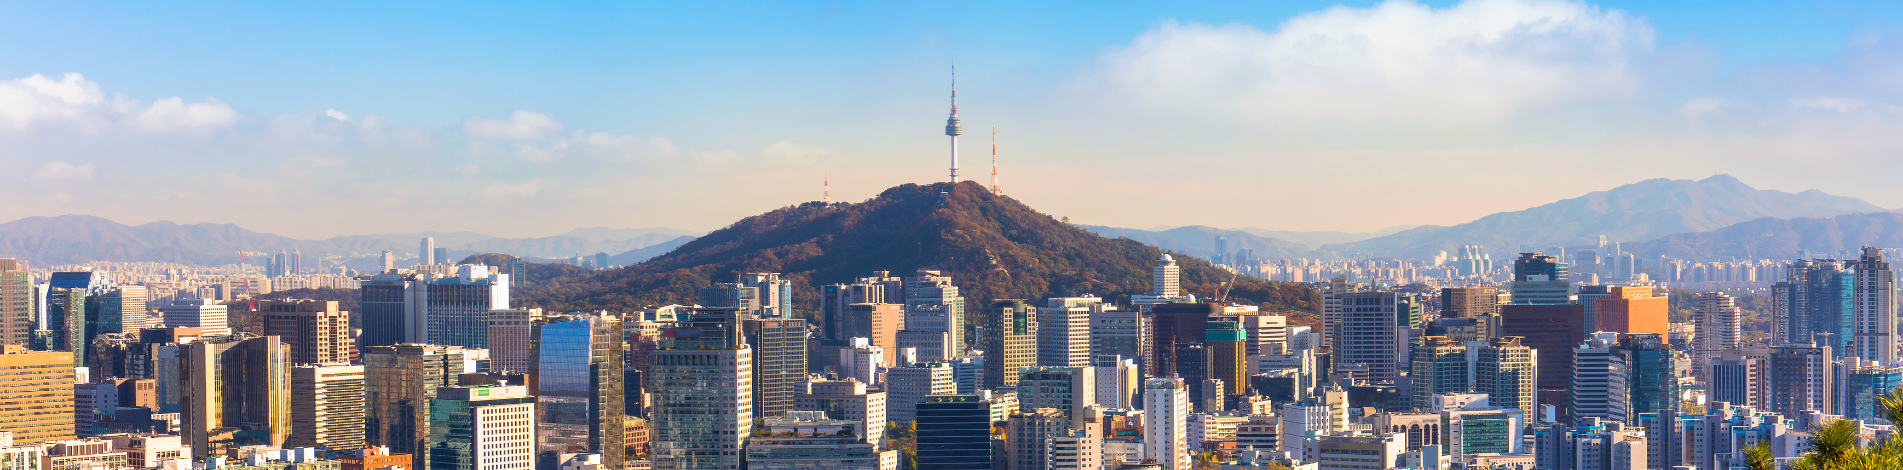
[5,0,1903,238]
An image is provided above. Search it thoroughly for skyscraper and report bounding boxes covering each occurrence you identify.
[365,343,467,468]
[740,273,793,319]
[1620,333,1678,422]
[424,266,511,349]
[1569,334,1629,424]
[1592,286,1668,335]
[0,259,32,345]
[530,314,625,469]
[1773,259,1852,352]
[160,299,229,336]
[744,317,807,420]
[844,303,903,367]
[820,272,902,342]
[915,394,993,470]
[0,345,75,443]
[1153,254,1181,298]
[1839,358,1902,421]
[361,272,426,348]
[428,385,536,470]
[794,381,886,446]
[905,270,965,354]
[289,364,366,450]
[1695,292,1742,376]
[1709,352,1766,410]
[1769,342,1832,417]
[1410,336,1469,410]
[1204,321,1248,400]
[885,362,956,424]
[1333,291,1411,382]
[259,300,354,364]
[43,285,86,365]
[181,335,290,457]
[1510,252,1571,305]
[1088,309,1147,377]
[1439,286,1499,318]
[420,238,436,266]
[485,308,541,373]
[1037,297,1096,368]
[1143,378,1190,470]
[1016,367,1094,429]
[697,283,759,313]
[1501,303,1585,414]
[1851,247,1895,363]
[650,310,750,470]
[1475,336,1538,420]
[1150,302,1217,377]
[982,300,1036,390]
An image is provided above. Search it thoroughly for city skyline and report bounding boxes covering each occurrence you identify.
[4,0,1903,240]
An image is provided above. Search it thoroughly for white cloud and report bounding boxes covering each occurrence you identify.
[762,140,834,163]
[1791,97,1868,113]
[1085,0,1652,124]
[325,109,351,121]
[481,177,556,201]
[0,73,237,135]
[34,161,96,181]
[464,110,675,162]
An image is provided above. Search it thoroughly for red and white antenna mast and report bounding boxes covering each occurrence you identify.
[990,127,1001,195]
[823,172,831,204]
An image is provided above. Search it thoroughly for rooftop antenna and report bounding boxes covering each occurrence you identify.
[990,127,1001,195]
[944,64,962,185]
[823,172,831,204]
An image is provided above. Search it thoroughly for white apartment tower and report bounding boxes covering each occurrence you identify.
[1144,378,1190,470]
[1696,293,1742,375]
[1154,254,1181,298]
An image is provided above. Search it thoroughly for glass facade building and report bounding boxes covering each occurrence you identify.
[915,395,993,470]
[532,315,624,469]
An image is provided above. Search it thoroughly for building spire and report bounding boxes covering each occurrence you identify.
[823,172,831,204]
[990,127,1001,195]
[945,64,962,184]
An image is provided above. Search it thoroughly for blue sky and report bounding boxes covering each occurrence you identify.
[3,0,1903,239]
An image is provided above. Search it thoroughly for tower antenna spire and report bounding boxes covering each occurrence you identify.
[990,127,1001,195]
[944,64,962,184]
[823,172,831,204]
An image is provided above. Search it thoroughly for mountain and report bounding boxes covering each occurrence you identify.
[0,215,703,268]
[1623,212,1903,260]
[1319,175,1888,259]
[1078,225,1313,260]
[1230,226,1419,247]
[501,182,1318,314]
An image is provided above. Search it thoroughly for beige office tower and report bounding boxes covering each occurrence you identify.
[0,260,31,345]
[181,336,290,457]
[0,345,75,443]
[430,385,536,470]
[259,300,354,364]
[485,308,542,373]
[364,344,467,466]
[290,364,366,450]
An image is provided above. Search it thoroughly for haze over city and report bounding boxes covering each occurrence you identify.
[5,0,1903,238]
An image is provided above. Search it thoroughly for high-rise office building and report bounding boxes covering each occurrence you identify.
[897,330,954,363]
[424,266,511,349]
[1709,351,1766,410]
[1851,247,1895,363]
[1839,358,1903,421]
[1150,302,1217,377]
[843,303,903,367]
[160,299,229,336]
[1569,333,1629,425]
[1205,321,1248,399]
[1410,336,1469,410]
[530,314,625,469]
[420,238,436,266]
[0,260,31,345]
[1333,291,1412,382]
[1092,356,1139,409]
[650,311,749,470]
[1620,333,1678,422]
[820,272,902,342]
[1769,342,1832,417]
[885,362,956,424]
[361,272,426,348]
[181,335,290,457]
[0,345,75,443]
[428,385,536,470]
[1501,303,1586,413]
[1017,367,1094,429]
[741,273,793,319]
[43,286,86,365]
[915,394,993,470]
[1143,378,1190,470]
[745,317,807,420]
[1088,309,1147,377]
[1036,297,1096,368]
[485,308,541,373]
[1007,408,1101,470]
[1510,252,1571,305]
[1439,286,1499,319]
[1773,259,1852,352]
[1153,254,1181,298]
[365,343,467,467]
[289,364,366,450]
[1592,286,1668,335]
[1239,314,1287,356]
[259,300,354,364]
[1475,336,1538,420]
[98,286,147,334]
[982,300,1037,390]
[1695,292,1742,375]
[697,283,760,313]
[905,271,965,354]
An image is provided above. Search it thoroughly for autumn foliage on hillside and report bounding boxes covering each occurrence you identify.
[483,182,1317,315]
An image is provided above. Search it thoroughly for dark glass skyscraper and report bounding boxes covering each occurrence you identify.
[916,394,994,470]
[1774,259,1853,352]
[531,314,625,470]
[1620,333,1677,423]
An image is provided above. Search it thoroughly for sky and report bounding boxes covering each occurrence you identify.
[3,0,1903,239]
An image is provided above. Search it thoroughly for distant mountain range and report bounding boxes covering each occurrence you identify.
[1078,225,1316,260]
[1623,212,1903,260]
[1317,175,1890,259]
[0,215,700,268]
